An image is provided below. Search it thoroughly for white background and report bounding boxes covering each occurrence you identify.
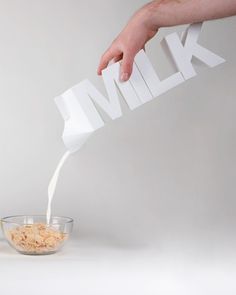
[0,0,235,294]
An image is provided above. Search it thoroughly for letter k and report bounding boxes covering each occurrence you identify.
[164,23,225,80]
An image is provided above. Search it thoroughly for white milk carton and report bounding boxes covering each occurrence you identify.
[55,23,225,153]
[55,89,95,153]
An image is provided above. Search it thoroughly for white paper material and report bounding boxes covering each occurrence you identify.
[134,50,184,97]
[164,23,225,80]
[102,62,142,110]
[129,62,153,103]
[55,22,225,153]
[55,89,97,152]
[73,79,122,123]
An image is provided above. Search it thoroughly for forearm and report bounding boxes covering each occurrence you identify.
[144,0,236,30]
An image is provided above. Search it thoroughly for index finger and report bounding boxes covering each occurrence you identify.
[97,47,121,75]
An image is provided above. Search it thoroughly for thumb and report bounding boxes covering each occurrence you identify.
[120,51,135,82]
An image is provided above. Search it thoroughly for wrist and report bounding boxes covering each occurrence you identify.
[142,1,164,30]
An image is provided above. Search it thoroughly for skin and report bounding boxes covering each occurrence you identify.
[97,0,236,81]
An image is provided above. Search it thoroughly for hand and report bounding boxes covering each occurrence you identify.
[97,0,236,82]
[97,4,159,82]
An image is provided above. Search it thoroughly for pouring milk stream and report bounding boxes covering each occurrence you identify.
[46,151,70,224]
[46,93,94,224]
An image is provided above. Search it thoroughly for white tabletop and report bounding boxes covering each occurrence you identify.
[0,235,235,295]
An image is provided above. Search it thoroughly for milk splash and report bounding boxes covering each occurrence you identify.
[46,151,71,224]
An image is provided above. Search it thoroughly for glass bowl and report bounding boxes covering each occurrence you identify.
[1,215,73,255]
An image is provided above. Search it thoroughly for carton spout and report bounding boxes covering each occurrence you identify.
[62,131,92,153]
[55,91,95,153]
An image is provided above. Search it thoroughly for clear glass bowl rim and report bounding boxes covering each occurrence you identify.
[1,215,74,225]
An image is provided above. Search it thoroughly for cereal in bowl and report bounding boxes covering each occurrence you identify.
[6,223,67,254]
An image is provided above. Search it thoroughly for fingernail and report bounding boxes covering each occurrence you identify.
[120,72,129,82]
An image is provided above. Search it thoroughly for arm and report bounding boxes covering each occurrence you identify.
[97,0,236,81]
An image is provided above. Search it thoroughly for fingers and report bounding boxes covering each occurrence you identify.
[113,54,123,63]
[97,47,121,75]
[97,46,136,83]
[120,51,135,82]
